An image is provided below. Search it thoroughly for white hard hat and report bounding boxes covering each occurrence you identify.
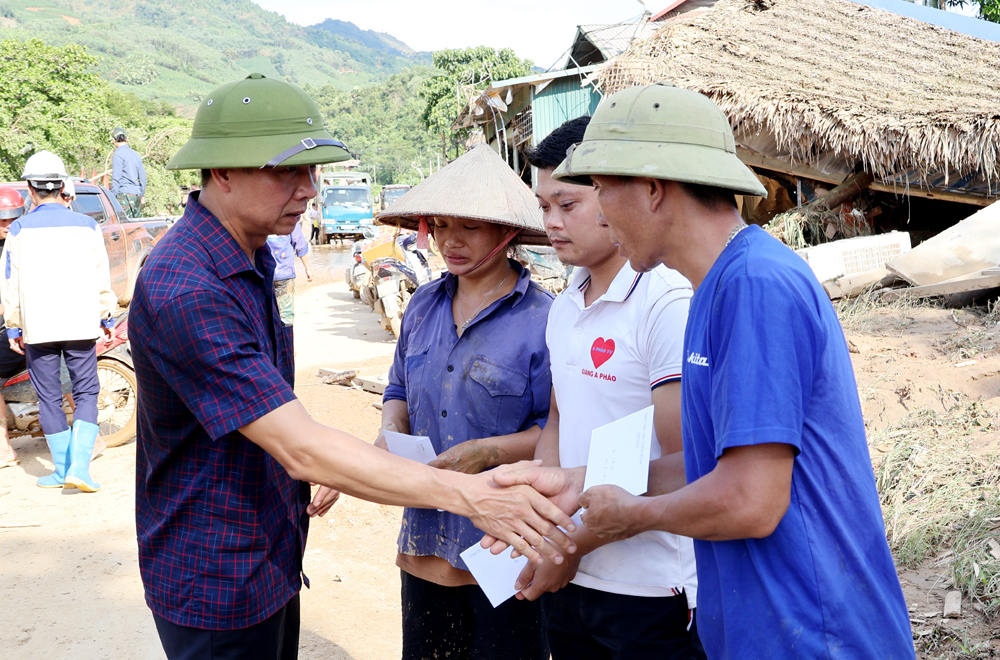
[61,179,76,199]
[22,151,68,191]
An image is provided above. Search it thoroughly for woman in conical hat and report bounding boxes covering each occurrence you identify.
[377,145,552,660]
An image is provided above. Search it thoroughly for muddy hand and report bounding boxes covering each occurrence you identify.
[427,439,495,474]
[374,423,397,451]
[514,550,580,601]
[579,484,646,542]
[464,470,577,566]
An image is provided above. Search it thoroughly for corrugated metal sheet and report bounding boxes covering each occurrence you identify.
[532,77,602,145]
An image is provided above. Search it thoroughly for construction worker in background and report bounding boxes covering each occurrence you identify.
[0,187,28,469]
[1,151,117,492]
[60,178,76,206]
[110,127,147,217]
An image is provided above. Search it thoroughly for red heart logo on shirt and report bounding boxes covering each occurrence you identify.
[591,338,615,369]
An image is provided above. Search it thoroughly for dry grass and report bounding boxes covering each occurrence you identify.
[870,397,999,569]
[599,0,1000,185]
[834,291,940,335]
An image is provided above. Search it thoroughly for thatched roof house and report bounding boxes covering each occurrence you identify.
[599,0,1000,205]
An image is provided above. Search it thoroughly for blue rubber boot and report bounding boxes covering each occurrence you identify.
[64,420,101,493]
[37,429,71,488]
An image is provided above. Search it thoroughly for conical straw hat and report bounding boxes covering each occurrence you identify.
[378,145,547,245]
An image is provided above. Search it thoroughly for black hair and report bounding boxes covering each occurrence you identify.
[28,184,61,200]
[676,182,739,211]
[525,116,591,170]
[201,169,211,187]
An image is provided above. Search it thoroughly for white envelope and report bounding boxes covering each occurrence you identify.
[460,543,529,608]
[582,405,653,496]
[383,430,438,464]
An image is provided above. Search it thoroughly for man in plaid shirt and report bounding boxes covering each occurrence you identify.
[132,73,577,660]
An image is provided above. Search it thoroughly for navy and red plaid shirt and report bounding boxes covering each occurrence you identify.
[131,192,308,630]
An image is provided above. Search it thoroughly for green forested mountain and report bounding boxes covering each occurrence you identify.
[0,0,431,112]
[310,67,442,188]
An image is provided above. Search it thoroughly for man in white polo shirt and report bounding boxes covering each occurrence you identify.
[516,117,704,659]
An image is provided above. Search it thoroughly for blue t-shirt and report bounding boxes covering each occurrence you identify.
[682,226,914,659]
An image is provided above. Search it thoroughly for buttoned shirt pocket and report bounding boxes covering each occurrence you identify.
[404,343,430,410]
[465,355,528,436]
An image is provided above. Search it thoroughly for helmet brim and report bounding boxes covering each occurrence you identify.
[553,139,768,198]
[166,130,351,170]
[0,208,23,220]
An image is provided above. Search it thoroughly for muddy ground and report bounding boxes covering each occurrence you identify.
[2,246,999,658]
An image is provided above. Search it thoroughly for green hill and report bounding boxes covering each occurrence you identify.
[0,0,431,112]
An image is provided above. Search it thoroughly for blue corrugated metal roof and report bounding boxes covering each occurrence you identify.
[853,0,1000,44]
[532,77,602,145]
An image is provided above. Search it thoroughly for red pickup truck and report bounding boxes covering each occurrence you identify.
[5,179,169,305]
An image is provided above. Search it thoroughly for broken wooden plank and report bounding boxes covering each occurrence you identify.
[880,271,1000,301]
[812,171,875,211]
[943,591,962,618]
[356,373,389,396]
[823,267,895,300]
[319,369,357,385]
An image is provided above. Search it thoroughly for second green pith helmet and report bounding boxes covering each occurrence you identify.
[553,82,767,197]
[167,73,351,170]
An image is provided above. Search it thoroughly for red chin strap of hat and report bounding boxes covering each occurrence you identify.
[417,217,430,249]
[466,227,520,275]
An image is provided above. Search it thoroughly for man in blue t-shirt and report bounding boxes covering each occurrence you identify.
[494,83,916,659]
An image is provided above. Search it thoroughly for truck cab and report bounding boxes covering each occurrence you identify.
[380,184,412,212]
[320,171,374,241]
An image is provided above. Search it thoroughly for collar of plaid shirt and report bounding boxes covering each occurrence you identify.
[131,192,309,630]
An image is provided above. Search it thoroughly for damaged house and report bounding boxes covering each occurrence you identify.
[598,0,1000,238]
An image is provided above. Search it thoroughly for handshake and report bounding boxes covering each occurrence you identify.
[460,460,645,566]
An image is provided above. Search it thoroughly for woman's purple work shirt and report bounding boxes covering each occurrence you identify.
[383,260,553,570]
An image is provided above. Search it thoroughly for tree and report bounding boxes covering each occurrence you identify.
[949,0,1000,21]
[910,0,1000,21]
[419,47,533,159]
[310,67,444,187]
[0,38,195,215]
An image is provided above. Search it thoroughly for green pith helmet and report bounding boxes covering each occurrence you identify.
[553,82,767,197]
[167,73,351,170]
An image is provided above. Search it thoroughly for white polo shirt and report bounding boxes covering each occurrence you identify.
[546,261,698,601]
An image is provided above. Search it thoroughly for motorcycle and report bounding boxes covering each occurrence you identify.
[2,311,137,448]
[518,245,574,294]
[345,227,378,299]
[352,231,432,338]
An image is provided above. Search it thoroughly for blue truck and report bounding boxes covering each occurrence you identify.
[320,172,375,242]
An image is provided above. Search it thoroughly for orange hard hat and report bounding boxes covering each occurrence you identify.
[0,186,24,221]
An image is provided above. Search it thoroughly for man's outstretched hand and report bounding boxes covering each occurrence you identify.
[579,484,648,542]
[462,461,578,566]
[479,464,585,556]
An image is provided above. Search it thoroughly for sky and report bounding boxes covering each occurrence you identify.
[249,0,662,70]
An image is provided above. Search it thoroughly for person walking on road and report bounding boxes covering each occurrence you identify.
[0,187,28,469]
[1,151,117,492]
[266,221,312,325]
[307,200,321,244]
[519,117,705,660]
[110,127,147,217]
[495,83,917,659]
[133,73,576,660]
